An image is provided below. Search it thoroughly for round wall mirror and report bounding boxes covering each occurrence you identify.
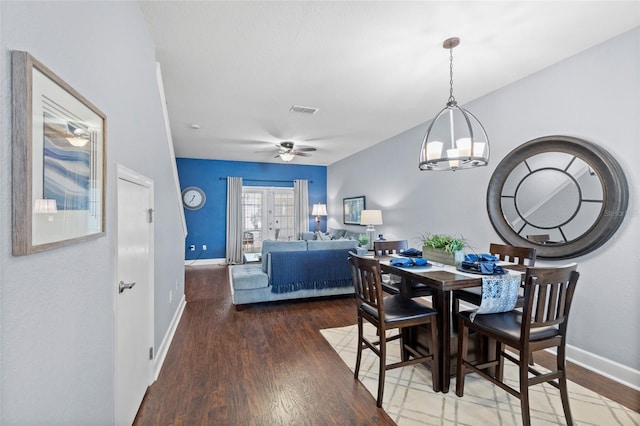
[487,136,628,259]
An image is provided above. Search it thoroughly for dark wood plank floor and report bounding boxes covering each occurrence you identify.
[134,264,639,425]
[134,265,394,425]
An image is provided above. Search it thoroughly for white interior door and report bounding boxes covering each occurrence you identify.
[115,166,154,425]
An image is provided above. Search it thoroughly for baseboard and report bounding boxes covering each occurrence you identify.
[184,258,226,266]
[153,294,186,381]
[564,344,640,392]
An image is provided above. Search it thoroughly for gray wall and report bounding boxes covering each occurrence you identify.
[329,27,639,372]
[0,2,185,424]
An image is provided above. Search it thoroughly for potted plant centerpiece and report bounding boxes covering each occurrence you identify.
[419,233,467,266]
[356,234,369,255]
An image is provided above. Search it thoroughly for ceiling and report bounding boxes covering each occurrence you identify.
[139,1,640,166]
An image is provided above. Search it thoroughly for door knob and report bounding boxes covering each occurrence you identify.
[119,280,136,293]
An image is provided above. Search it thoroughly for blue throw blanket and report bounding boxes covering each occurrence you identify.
[269,249,353,294]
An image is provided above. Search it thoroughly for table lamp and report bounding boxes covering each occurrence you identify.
[360,209,383,250]
[311,203,327,232]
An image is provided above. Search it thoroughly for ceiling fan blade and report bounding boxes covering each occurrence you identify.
[293,151,311,157]
[294,147,316,152]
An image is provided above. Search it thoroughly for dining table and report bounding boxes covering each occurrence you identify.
[378,256,526,393]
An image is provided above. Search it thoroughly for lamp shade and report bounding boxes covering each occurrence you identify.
[360,209,383,225]
[311,203,327,216]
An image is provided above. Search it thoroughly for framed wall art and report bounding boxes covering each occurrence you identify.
[12,51,106,255]
[343,195,366,225]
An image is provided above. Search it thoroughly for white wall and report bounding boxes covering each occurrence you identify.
[0,2,185,424]
[329,28,640,379]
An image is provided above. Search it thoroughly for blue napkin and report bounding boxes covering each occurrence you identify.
[461,253,505,274]
[399,248,422,257]
[464,253,498,263]
[390,257,412,266]
[389,257,427,267]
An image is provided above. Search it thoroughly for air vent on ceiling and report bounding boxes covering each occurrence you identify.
[289,105,319,114]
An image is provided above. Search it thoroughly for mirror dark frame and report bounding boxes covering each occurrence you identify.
[487,136,628,259]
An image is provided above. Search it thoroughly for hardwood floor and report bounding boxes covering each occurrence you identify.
[134,265,394,425]
[134,264,639,425]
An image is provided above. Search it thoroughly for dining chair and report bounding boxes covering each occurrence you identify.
[374,240,407,295]
[348,253,440,407]
[374,240,434,298]
[455,263,579,426]
[373,240,408,256]
[452,243,536,317]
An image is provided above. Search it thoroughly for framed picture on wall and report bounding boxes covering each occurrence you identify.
[12,50,106,255]
[343,196,366,225]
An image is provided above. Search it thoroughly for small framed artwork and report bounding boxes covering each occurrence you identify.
[12,51,106,255]
[343,196,366,225]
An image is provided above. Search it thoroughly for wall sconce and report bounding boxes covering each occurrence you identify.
[360,209,383,250]
[311,203,327,232]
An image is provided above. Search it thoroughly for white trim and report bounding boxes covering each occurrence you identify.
[156,62,187,237]
[153,294,187,380]
[185,258,227,266]
[559,345,640,392]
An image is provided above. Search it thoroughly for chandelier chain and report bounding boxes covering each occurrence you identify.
[448,46,455,104]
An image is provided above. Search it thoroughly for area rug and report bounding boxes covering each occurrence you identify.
[321,324,640,426]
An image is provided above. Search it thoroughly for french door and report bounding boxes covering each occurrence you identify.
[242,186,294,252]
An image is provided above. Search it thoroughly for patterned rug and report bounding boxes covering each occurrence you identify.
[321,323,640,426]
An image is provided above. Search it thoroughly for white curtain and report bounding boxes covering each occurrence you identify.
[293,180,309,240]
[225,177,243,265]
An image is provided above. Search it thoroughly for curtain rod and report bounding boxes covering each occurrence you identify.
[218,177,313,184]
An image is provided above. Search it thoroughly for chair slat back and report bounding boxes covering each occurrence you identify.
[374,240,408,257]
[522,265,579,334]
[349,253,384,313]
[489,243,537,266]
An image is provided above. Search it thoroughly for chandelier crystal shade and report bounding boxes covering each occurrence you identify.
[419,37,489,171]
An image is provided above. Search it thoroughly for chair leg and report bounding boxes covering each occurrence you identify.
[557,345,574,425]
[354,316,363,379]
[519,357,531,426]
[455,318,468,397]
[377,331,387,407]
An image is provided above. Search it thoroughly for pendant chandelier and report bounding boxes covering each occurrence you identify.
[419,37,489,171]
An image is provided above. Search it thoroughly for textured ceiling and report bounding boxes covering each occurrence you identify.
[139,1,640,166]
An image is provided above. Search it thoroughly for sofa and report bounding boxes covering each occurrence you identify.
[229,239,358,308]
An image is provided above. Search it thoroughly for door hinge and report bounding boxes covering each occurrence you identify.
[147,208,154,223]
[149,346,154,360]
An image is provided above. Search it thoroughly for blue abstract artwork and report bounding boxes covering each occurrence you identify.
[42,111,91,210]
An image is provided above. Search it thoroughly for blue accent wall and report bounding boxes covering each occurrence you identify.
[177,158,327,260]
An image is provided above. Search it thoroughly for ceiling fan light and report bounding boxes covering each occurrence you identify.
[280,152,294,162]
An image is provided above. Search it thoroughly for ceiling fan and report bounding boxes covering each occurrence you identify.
[275,141,316,162]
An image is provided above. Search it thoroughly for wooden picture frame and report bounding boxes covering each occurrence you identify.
[12,51,106,255]
[343,196,366,225]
